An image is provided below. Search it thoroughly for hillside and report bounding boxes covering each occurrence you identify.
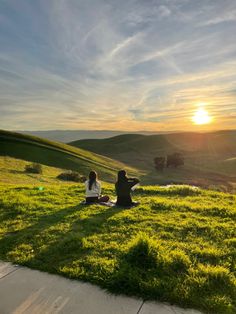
[0,156,70,185]
[70,131,236,162]
[0,130,138,182]
[0,183,235,314]
[70,131,236,192]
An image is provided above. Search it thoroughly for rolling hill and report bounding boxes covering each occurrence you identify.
[0,130,138,182]
[69,130,236,191]
[1,132,235,313]
[18,129,172,143]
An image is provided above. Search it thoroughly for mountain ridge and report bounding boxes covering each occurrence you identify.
[14,129,182,142]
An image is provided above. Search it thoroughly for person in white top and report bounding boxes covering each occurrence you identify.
[85,171,109,204]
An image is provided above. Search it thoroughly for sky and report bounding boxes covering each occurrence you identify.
[0,0,236,132]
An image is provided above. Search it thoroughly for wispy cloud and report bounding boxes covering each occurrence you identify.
[108,34,142,59]
[0,0,235,131]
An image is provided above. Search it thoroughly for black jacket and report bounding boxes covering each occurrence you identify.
[115,178,139,206]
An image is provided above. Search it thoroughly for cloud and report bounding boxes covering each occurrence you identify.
[0,0,235,131]
[108,33,142,59]
[158,5,171,18]
[202,11,236,25]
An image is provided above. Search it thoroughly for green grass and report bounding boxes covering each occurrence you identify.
[0,130,138,182]
[0,183,235,314]
[0,156,67,185]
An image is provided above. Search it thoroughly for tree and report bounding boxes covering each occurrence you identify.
[154,156,165,171]
[166,153,184,168]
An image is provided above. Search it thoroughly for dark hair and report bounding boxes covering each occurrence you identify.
[88,171,97,190]
[117,170,127,183]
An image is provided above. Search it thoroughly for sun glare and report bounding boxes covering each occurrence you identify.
[192,108,212,125]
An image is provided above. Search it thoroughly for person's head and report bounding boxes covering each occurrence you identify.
[88,170,97,190]
[117,170,127,182]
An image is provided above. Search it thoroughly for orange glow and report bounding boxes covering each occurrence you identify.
[192,108,212,125]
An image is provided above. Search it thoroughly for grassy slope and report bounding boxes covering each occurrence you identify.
[0,183,235,314]
[0,156,69,185]
[0,130,138,182]
[70,131,236,191]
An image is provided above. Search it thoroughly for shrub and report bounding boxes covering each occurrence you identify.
[25,163,42,174]
[57,171,86,182]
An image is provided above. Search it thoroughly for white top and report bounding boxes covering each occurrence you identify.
[85,180,101,197]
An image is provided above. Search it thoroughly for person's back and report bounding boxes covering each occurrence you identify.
[85,179,101,198]
[85,170,109,204]
[115,170,139,206]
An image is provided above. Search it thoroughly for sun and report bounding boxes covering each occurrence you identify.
[192,108,212,125]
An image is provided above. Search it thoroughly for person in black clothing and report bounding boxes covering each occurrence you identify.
[115,170,140,207]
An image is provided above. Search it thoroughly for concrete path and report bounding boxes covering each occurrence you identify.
[0,261,202,314]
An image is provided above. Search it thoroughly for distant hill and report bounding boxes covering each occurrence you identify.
[0,130,138,182]
[70,130,236,155]
[16,130,177,143]
[70,130,236,191]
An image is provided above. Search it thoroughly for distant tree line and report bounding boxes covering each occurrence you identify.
[154,153,184,171]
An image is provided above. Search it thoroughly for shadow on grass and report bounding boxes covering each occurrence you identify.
[0,204,81,257]
[8,169,26,174]
[71,205,125,235]
[0,201,125,271]
[23,204,126,274]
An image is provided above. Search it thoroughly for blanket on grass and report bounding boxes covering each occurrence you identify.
[80,200,116,207]
[80,200,140,208]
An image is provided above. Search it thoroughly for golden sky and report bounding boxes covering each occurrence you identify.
[0,0,236,131]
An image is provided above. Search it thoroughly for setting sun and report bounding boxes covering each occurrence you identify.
[192,108,212,125]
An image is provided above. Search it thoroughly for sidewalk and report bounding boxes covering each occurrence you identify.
[0,261,202,314]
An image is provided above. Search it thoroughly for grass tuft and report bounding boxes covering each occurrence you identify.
[125,233,158,268]
[164,249,191,274]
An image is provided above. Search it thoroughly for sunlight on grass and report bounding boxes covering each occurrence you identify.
[0,183,235,314]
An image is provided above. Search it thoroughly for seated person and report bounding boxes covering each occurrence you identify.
[85,171,109,204]
[115,170,140,207]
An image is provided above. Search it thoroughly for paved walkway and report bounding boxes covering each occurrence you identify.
[0,261,202,314]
